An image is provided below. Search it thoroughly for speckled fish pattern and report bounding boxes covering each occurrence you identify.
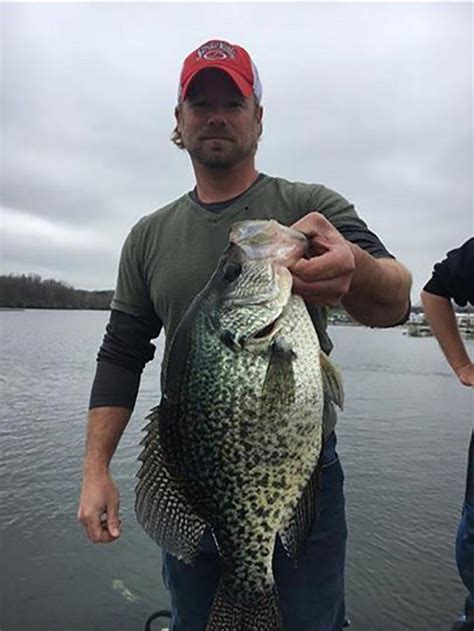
[135,221,327,630]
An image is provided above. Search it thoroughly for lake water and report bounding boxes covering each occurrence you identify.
[1,310,472,631]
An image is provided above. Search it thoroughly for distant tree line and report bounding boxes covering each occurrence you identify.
[3,273,471,314]
[0,274,113,310]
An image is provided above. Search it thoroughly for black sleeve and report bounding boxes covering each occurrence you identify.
[89,309,162,410]
[423,238,474,307]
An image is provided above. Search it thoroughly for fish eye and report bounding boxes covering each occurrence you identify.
[223,261,242,283]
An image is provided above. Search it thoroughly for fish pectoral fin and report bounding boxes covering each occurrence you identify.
[135,406,206,563]
[278,456,323,563]
[320,350,344,410]
[261,339,296,406]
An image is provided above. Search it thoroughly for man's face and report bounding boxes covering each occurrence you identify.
[175,69,263,169]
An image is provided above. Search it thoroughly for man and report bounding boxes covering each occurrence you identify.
[78,39,412,631]
[421,238,474,631]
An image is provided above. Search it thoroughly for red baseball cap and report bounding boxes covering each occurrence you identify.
[178,40,262,103]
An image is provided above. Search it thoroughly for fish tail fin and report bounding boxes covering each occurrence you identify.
[206,581,283,631]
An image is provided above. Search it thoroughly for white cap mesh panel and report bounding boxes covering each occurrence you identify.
[251,59,263,103]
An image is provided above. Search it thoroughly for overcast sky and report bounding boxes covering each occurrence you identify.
[2,2,472,302]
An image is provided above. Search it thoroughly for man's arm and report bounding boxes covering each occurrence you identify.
[77,407,131,543]
[290,212,412,327]
[342,244,412,327]
[421,289,474,387]
[78,310,162,543]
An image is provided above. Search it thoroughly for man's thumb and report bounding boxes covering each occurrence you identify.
[107,505,121,537]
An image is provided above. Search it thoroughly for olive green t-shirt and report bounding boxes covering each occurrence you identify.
[111,174,392,435]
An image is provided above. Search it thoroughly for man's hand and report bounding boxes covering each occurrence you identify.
[77,406,131,543]
[456,363,474,387]
[77,472,121,543]
[290,212,356,306]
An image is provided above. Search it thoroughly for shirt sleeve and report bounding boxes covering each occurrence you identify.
[110,223,157,317]
[89,309,162,410]
[423,238,474,306]
[310,185,395,259]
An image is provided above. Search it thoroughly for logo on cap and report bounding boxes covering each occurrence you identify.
[197,41,236,61]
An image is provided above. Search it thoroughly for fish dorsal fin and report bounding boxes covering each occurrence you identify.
[320,350,344,411]
[135,405,207,561]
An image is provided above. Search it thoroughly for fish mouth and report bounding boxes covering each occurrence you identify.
[245,312,284,347]
[252,318,280,340]
[217,311,284,352]
[229,220,309,267]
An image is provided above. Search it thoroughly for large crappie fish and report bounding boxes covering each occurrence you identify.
[135,219,343,630]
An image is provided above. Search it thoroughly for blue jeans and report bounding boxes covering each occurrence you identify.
[162,432,347,631]
[456,433,474,614]
[456,502,474,614]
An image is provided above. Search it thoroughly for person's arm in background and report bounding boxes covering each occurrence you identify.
[420,290,473,387]
[420,238,474,388]
[290,212,412,327]
[78,310,162,543]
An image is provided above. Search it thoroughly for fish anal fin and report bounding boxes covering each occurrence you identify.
[135,406,206,563]
[320,350,344,410]
[206,581,283,631]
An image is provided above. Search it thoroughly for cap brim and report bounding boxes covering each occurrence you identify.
[181,65,253,101]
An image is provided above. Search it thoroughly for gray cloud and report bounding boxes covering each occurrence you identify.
[2,2,472,298]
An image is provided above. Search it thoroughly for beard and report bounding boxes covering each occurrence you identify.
[182,127,260,169]
[191,142,257,169]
